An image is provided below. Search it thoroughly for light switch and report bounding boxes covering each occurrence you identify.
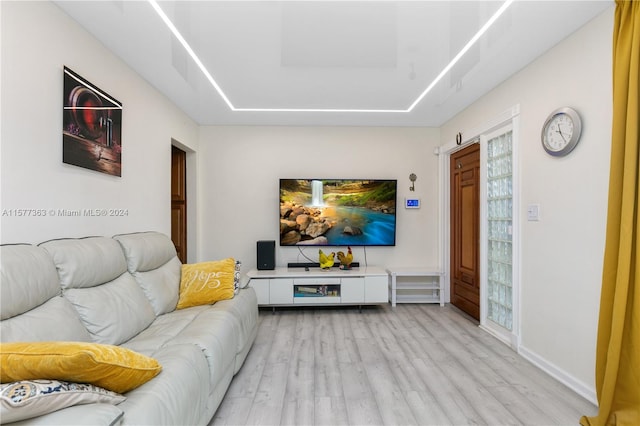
[527,204,540,221]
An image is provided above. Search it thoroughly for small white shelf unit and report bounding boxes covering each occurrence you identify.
[386,267,444,307]
[247,266,388,311]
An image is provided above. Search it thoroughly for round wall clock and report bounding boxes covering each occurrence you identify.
[541,107,582,157]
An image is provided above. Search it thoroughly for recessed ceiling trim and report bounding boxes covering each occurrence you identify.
[148,0,235,110]
[148,0,514,114]
[232,107,409,114]
[407,0,514,111]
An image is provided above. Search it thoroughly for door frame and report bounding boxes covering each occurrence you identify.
[171,139,197,263]
[439,105,521,349]
[171,145,188,262]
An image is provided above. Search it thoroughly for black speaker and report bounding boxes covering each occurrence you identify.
[256,240,275,270]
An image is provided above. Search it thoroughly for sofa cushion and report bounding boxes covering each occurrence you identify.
[208,287,259,373]
[129,257,181,316]
[0,297,92,343]
[0,244,91,343]
[113,232,177,273]
[0,380,125,424]
[114,232,181,316]
[1,244,62,320]
[177,258,236,309]
[39,237,128,290]
[121,305,237,390]
[63,272,156,345]
[168,311,237,387]
[116,344,211,426]
[120,305,210,355]
[40,237,156,345]
[0,342,162,394]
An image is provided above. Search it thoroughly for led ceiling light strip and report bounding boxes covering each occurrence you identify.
[148,0,235,110]
[407,0,514,111]
[148,0,513,114]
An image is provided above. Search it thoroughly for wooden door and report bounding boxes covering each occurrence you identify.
[450,143,480,320]
[171,146,187,263]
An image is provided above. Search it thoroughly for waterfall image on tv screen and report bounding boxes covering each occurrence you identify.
[280,179,397,246]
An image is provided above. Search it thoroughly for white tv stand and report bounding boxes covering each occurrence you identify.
[246,266,388,311]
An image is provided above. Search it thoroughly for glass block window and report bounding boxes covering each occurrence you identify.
[486,130,513,330]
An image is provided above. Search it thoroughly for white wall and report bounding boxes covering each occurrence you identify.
[440,7,614,401]
[198,126,440,270]
[1,0,612,403]
[0,1,199,244]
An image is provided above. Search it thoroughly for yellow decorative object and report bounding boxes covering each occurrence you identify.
[0,342,162,394]
[176,258,236,309]
[337,246,353,270]
[318,249,335,269]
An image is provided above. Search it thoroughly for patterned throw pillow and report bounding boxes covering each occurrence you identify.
[176,258,236,309]
[0,379,125,423]
[234,260,242,294]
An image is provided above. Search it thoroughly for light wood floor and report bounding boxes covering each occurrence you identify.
[211,304,597,426]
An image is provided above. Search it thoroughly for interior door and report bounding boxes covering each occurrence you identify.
[450,143,480,320]
[171,146,187,263]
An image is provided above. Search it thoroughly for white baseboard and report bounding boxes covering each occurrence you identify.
[518,344,598,405]
[479,324,517,349]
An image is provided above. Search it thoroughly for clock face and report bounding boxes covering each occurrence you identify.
[541,107,582,156]
[544,114,574,151]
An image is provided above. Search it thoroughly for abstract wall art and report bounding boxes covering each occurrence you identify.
[63,67,122,176]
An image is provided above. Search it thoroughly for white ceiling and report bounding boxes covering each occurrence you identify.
[54,0,612,127]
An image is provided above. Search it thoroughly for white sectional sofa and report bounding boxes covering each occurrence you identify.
[0,231,258,425]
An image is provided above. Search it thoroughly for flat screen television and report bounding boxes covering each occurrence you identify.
[280,179,397,246]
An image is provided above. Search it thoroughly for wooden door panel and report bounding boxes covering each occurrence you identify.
[461,272,475,285]
[461,169,475,180]
[453,282,480,304]
[171,205,185,255]
[450,143,480,320]
[460,184,476,272]
[171,146,187,263]
[171,150,185,201]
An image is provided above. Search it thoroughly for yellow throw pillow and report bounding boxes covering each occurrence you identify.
[0,342,162,394]
[177,258,236,309]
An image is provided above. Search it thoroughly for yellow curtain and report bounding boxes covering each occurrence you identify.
[581,1,640,425]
